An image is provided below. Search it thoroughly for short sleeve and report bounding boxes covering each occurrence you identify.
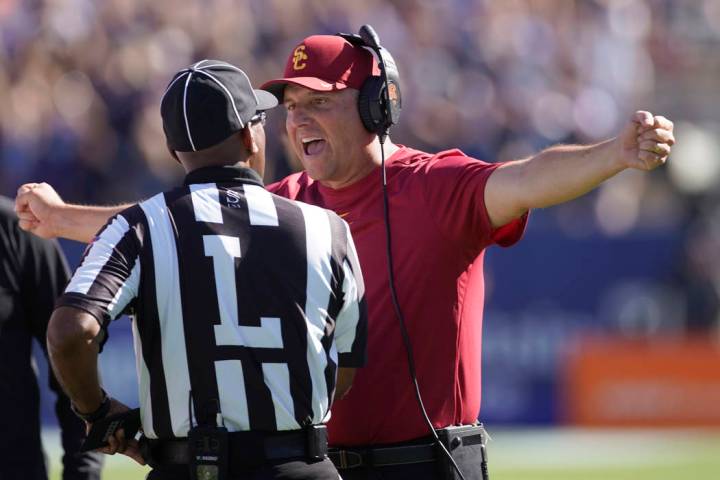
[56,207,144,327]
[422,151,528,252]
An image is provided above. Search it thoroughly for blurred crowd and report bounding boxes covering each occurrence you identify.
[1,0,719,333]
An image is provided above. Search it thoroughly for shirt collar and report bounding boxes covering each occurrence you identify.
[183,165,264,187]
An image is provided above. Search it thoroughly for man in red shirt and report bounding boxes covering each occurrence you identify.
[16,34,674,480]
[261,33,671,467]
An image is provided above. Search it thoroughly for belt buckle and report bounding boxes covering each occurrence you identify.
[338,449,363,469]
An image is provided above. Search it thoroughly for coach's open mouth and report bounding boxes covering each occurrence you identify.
[302,137,326,156]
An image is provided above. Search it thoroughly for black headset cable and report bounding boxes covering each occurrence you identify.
[378,134,470,480]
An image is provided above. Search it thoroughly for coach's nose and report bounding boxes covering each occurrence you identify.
[287,106,312,129]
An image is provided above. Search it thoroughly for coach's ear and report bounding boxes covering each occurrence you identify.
[166,141,180,164]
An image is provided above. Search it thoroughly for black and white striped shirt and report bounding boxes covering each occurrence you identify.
[57,166,367,439]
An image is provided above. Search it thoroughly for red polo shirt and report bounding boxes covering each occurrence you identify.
[268,146,527,445]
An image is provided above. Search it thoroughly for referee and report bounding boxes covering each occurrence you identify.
[46,60,367,480]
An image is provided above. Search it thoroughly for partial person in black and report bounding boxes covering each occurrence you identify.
[45,60,367,480]
[0,196,103,480]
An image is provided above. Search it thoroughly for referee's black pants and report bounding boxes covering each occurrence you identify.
[145,457,339,480]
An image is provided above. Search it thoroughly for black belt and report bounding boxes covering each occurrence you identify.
[328,443,436,469]
[329,424,488,470]
[144,427,328,468]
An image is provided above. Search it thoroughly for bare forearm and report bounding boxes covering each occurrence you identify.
[485,111,675,228]
[56,204,130,243]
[486,138,624,227]
[516,139,624,209]
[47,309,104,413]
[15,182,134,242]
[49,340,103,412]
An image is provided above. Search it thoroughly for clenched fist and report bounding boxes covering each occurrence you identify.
[618,110,675,171]
[15,182,66,239]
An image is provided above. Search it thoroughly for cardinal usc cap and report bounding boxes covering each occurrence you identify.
[161,59,278,152]
[261,35,381,102]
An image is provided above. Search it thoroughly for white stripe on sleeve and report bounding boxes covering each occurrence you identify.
[107,257,141,319]
[65,215,131,295]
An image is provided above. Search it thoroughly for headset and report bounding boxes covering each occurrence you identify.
[335,26,479,480]
[337,25,402,139]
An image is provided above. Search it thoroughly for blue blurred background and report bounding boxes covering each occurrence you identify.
[2,0,719,430]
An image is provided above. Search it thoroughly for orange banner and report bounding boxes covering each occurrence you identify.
[562,337,720,426]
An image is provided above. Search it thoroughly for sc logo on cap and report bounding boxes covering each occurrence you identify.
[292,45,308,70]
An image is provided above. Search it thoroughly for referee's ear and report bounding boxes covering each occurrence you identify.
[166,141,181,164]
[241,125,260,155]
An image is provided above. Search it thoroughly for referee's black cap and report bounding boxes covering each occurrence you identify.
[161,59,278,152]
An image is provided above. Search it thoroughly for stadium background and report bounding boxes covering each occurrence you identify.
[1,0,719,478]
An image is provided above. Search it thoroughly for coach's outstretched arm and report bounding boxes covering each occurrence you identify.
[15,183,130,242]
[485,110,675,228]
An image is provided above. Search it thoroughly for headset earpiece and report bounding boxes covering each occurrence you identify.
[337,25,402,137]
[358,76,386,134]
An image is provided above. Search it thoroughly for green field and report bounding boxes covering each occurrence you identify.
[46,428,720,480]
